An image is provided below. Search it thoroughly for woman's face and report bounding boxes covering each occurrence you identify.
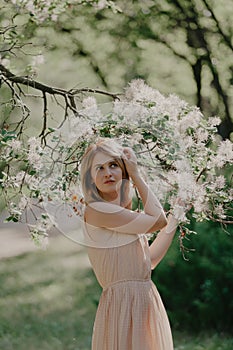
[91,151,123,202]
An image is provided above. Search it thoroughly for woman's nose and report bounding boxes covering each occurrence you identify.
[104,167,112,177]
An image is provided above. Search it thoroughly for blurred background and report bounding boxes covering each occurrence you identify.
[0,0,232,349]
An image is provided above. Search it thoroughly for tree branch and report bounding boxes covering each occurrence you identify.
[0,63,121,100]
[70,87,121,100]
[39,91,48,143]
[202,0,233,52]
[0,63,69,96]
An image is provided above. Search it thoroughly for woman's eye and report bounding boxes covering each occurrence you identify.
[110,163,118,168]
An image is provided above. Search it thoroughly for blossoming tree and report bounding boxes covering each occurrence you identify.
[1,78,232,249]
[0,1,232,253]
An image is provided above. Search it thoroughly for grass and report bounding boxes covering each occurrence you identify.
[174,332,233,350]
[0,235,232,350]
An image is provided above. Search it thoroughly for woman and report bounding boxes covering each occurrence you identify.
[80,138,180,350]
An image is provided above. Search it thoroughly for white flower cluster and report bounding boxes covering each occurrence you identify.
[10,0,69,22]
[9,0,119,23]
[1,79,232,245]
[27,137,44,170]
[28,213,51,249]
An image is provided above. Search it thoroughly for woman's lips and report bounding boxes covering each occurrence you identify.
[104,180,115,184]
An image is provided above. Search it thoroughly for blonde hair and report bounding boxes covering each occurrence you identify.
[80,138,131,208]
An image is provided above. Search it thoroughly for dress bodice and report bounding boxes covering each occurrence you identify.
[86,231,151,289]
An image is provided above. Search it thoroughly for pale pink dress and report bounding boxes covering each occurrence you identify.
[85,226,173,350]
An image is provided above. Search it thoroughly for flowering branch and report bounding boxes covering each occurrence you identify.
[1,79,232,250]
[0,63,121,141]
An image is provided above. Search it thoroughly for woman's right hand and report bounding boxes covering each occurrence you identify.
[122,147,139,179]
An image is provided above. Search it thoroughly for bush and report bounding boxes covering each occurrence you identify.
[152,220,233,333]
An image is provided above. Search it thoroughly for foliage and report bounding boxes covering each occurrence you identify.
[1,0,233,136]
[153,220,233,332]
[38,0,233,137]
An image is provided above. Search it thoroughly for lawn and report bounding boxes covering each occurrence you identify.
[0,235,232,350]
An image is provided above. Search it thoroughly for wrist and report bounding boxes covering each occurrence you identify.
[130,170,141,182]
[164,214,179,234]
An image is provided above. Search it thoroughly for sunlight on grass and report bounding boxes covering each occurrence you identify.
[0,235,232,350]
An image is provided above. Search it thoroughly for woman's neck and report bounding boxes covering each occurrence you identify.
[100,191,121,205]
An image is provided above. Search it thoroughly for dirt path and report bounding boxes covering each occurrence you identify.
[0,219,38,259]
[0,212,90,267]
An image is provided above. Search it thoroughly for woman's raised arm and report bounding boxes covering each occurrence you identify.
[149,214,178,269]
[85,201,167,235]
[149,199,192,269]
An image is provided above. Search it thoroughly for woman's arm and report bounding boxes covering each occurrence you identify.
[149,214,178,269]
[85,201,167,235]
[131,172,166,222]
[123,147,167,225]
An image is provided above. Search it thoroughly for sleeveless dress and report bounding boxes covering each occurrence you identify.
[85,225,174,350]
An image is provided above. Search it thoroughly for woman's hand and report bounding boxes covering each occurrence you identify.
[172,197,193,222]
[176,197,193,212]
[122,147,139,179]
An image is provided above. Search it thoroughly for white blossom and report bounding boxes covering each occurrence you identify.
[208,116,221,127]
[60,117,93,147]
[193,196,209,213]
[211,139,233,167]
[176,172,199,201]
[153,93,188,120]
[28,152,42,169]
[215,175,226,189]
[178,109,202,133]
[214,204,226,219]
[25,0,35,14]
[96,0,108,10]
[82,96,97,109]
[8,139,22,151]
[195,128,209,143]
[28,137,42,151]
[81,97,102,121]
[174,158,192,173]
[113,101,148,125]
[125,79,164,103]
[28,214,53,248]
[173,204,188,222]
[18,195,29,211]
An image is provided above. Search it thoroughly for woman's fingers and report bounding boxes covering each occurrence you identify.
[122,147,138,177]
[123,147,137,162]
